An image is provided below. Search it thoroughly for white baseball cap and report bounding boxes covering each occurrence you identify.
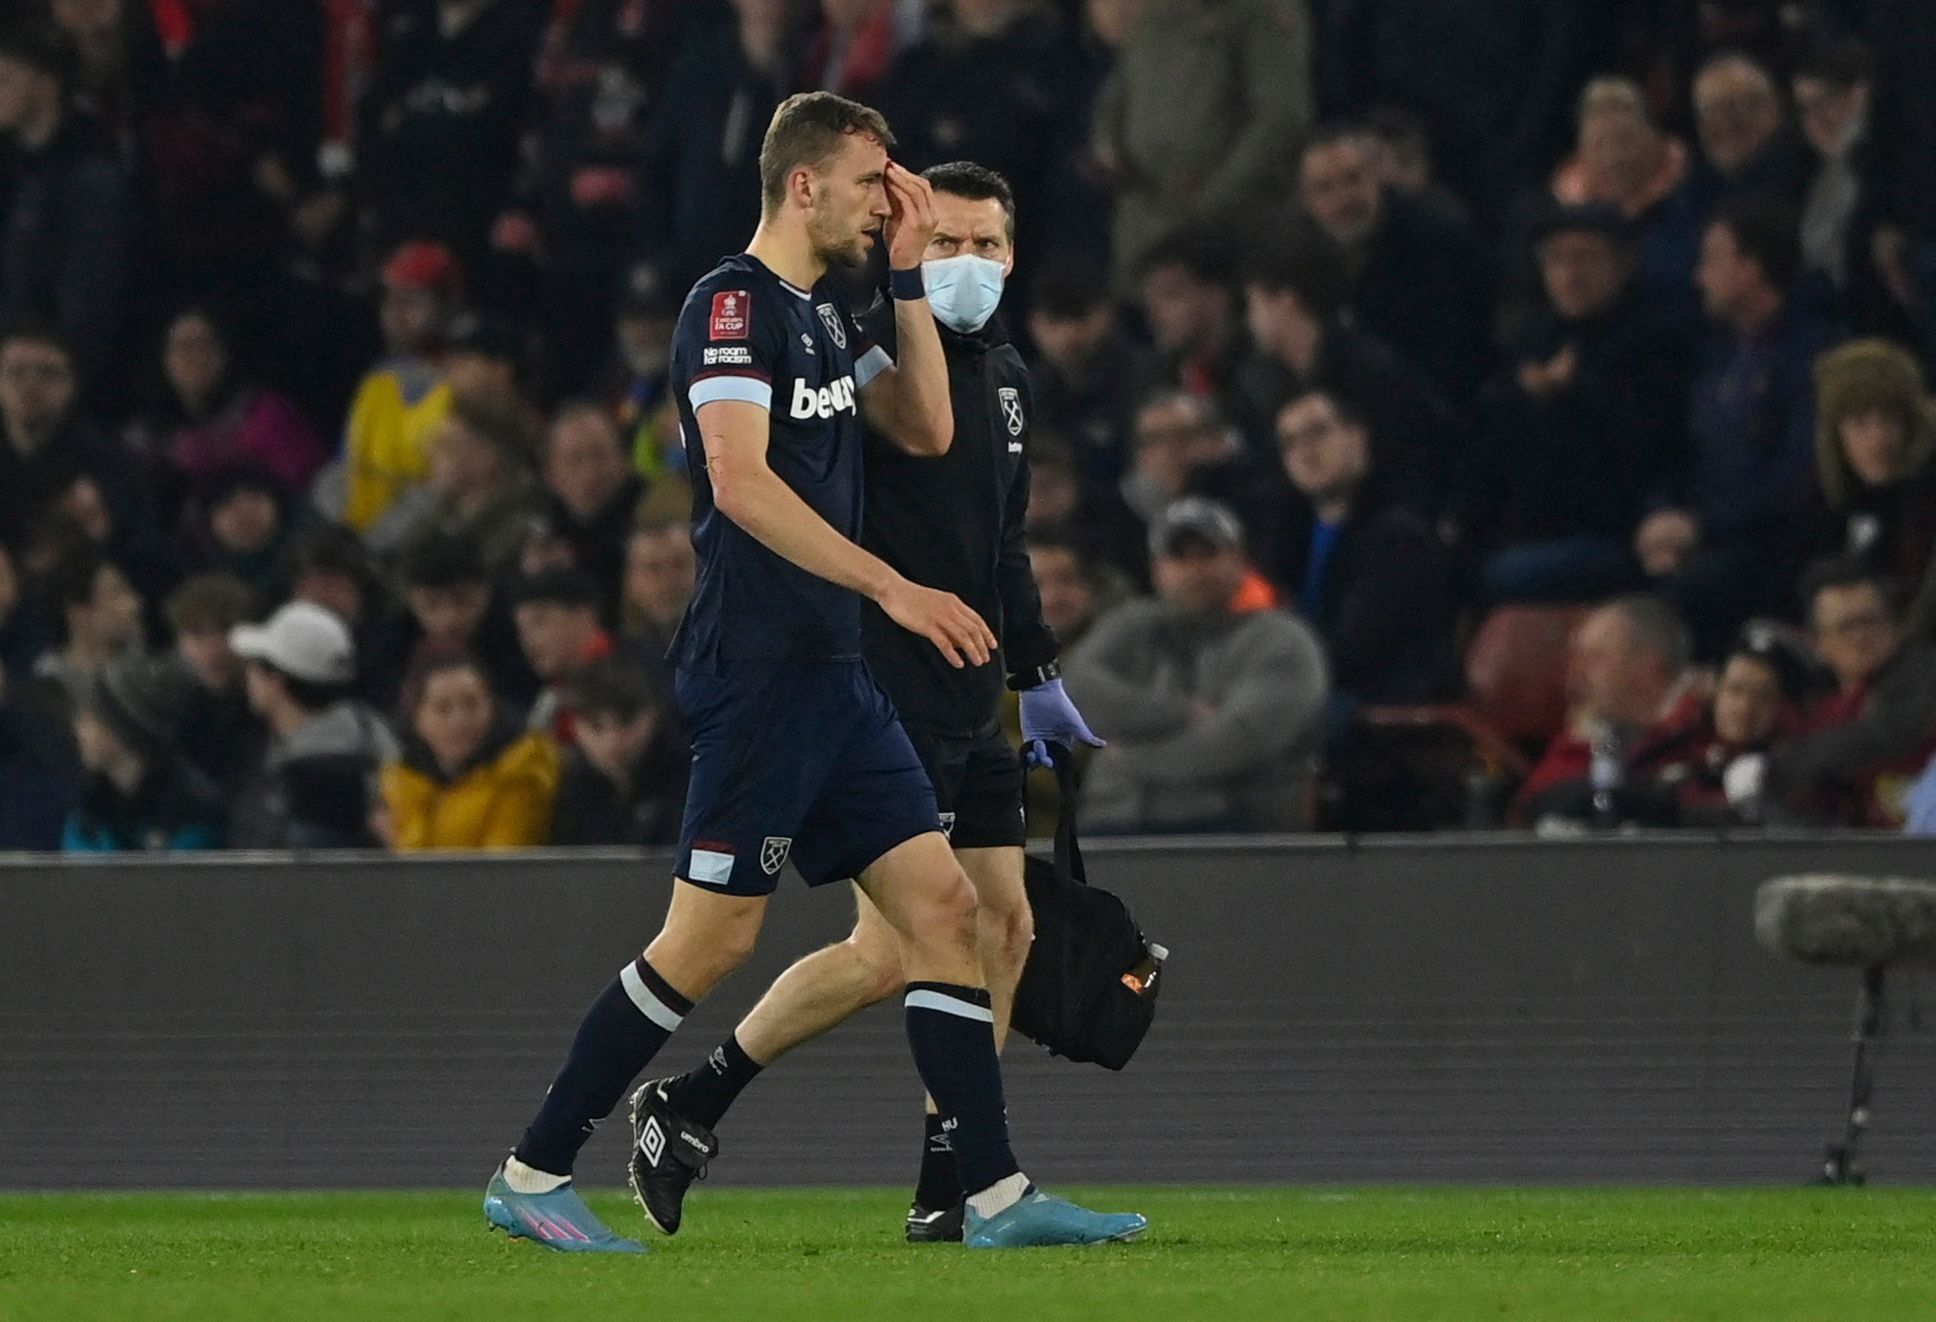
[230,601,355,685]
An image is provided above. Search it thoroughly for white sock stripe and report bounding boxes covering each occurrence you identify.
[619,962,685,1032]
[904,988,995,1023]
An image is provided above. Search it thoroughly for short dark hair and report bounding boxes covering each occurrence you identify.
[400,530,489,590]
[1028,257,1111,320]
[922,161,1016,240]
[165,572,255,634]
[1793,38,1873,89]
[1244,234,1352,324]
[514,567,602,611]
[1025,524,1095,580]
[1364,106,1431,160]
[1299,120,1375,164]
[283,524,378,594]
[1139,227,1235,288]
[759,92,895,212]
[1604,594,1693,673]
[1280,385,1366,434]
[46,542,113,612]
[404,652,494,718]
[1710,196,1804,291]
[259,665,352,716]
[573,655,661,720]
[445,392,531,466]
[1800,556,1898,620]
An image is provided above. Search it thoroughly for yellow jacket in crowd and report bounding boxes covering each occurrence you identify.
[382,730,560,851]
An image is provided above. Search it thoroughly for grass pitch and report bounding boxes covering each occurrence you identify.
[4,1186,1935,1321]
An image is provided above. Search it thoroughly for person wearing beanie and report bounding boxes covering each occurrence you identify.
[1811,338,1936,633]
[62,653,226,852]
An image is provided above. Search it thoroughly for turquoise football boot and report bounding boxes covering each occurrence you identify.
[963,1188,1148,1248]
[483,1160,647,1254]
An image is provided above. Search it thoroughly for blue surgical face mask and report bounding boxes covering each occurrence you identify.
[922,254,1007,333]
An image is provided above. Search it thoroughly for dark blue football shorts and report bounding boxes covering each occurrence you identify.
[672,659,943,897]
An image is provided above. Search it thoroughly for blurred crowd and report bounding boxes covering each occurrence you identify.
[4,0,1936,852]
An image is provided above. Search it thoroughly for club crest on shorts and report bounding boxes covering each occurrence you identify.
[815,303,847,350]
[998,386,1024,436]
[938,811,957,839]
[760,836,793,875]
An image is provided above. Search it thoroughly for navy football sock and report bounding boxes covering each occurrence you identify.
[663,1033,765,1129]
[515,957,692,1176]
[902,982,1019,1196]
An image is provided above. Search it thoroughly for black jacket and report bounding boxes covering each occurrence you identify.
[1454,288,1697,547]
[1866,0,1936,240]
[860,313,1057,737]
[550,734,689,848]
[1262,481,1459,706]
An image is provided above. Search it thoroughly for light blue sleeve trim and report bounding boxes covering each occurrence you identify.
[689,376,773,412]
[855,345,893,390]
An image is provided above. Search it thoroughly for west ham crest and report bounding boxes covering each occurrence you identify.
[815,303,847,350]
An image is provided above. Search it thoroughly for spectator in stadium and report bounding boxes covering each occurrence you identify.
[323,241,461,534]
[1025,261,1155,493]
[32,543,144,714]
[636,0,792,291]
[62,653,225,852]
[1020,435,1082,532]
[0,660,78,850]
[875,0,1060,232]
[1638,199,1837,657]
[544,402,646,618]
[1317,0,1606,211]
[1026,525,1125,653]
[549,654,689,847]
[137,306,327,508]
[1652,623,1814,828]
[395,530,527,702]
[1758,558,1936,827]
[1512,596,1708,828]
[228,600,399,850]
[1690,53,1810,210]
[182,466,299,605]
[1865,0,1936,369]
[0,540,50,682]
[1090,0,1311,287]
[1548,75,1702,298]
[1238,232,1452,500]
[162,572,262,795]
[1811,340,1936,617]
[0,329,153,574]
[596,266,683,481]
[1793,41,1879,310]
[381,654,559,850]
[0,21,131,388]
[1294,124,1493,403]
[619,520,696,668]
[1266,388,1457,709]
[47,0,155,139]
[1135,232,1250,426]
[1064,496,1329,833]
[1108,389,1260,582]
[514,567,612,744]
[281,523,404,710]
[1448,203,1697,605]
[357,0,541,265]
[369,395,542,572]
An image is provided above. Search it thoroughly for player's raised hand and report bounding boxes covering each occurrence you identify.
[877,576,997,668]
[882,161,938,271]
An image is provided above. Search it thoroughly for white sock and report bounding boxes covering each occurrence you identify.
[502,1155,570,1194]
[965,1172,1031,1219]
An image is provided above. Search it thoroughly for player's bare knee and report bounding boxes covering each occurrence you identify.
[985,898,1033,975]
[931,865,981,951]
[845,932,908,1006]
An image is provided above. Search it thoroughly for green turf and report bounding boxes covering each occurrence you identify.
[3,1186,1934,1321]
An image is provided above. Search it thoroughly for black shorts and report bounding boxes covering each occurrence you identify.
[904,725,1026,850]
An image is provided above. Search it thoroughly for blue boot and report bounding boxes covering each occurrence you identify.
[964,1189,1147,1248]
[483,1160,647,1254]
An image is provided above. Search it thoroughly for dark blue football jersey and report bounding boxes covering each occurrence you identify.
[667,254,893,669]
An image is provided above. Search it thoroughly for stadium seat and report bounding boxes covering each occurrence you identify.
[1463,605,1589,747]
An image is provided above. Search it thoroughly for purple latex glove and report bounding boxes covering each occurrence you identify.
[1019,676,1105,768]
